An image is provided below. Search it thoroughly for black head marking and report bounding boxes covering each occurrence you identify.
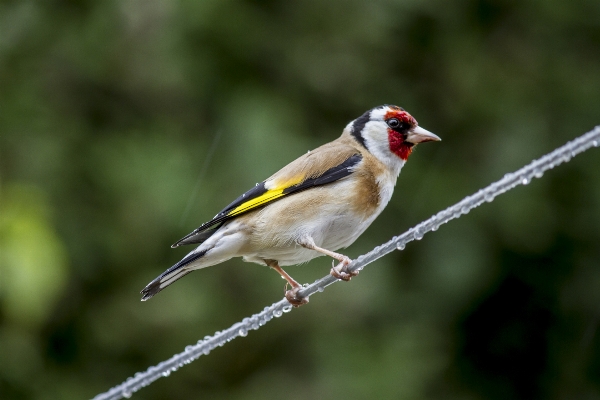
[351,109,371,148]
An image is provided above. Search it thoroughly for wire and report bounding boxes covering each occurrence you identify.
[92,126,600,400]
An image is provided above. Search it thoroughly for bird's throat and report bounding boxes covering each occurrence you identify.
[388,129,413,161]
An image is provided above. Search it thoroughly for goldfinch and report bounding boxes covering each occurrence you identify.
[141,105,440,306]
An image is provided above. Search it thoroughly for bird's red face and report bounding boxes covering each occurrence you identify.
[384,108,418,161]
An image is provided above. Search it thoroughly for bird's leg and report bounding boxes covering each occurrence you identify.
[297,236,358,281]
[264,259,309,307]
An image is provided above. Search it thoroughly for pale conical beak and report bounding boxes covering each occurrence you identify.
[406,126,441,144]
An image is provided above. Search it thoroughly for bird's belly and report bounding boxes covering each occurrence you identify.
[245,212,370,265]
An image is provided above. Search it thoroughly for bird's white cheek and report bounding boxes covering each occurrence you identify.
[361,122,405,173]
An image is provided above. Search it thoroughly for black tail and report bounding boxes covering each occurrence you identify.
[140,249,207,301]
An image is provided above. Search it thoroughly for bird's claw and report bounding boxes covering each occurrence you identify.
[330,257,357,281]
[285,286,309,307]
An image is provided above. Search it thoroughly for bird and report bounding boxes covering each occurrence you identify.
[141,105,440,306]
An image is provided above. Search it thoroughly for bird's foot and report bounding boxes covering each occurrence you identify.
[330,256,357,281]
[285,286,309,307]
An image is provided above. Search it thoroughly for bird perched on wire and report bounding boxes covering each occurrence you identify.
[141,105,440,306]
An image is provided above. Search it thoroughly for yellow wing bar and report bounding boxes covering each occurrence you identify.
[227,188,286,217]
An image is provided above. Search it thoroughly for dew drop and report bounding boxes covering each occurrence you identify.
[171,366,178,372]
[162,371,171,377]
[534,169,544,179]
[185,345,193,352]
[521,177,530,185]
[251,323,259,330]
[203,349,210,355]
[414,231,423,240]
[122,391,132,398]
[484,193,495,202]
[562,154,571,162]
[431,224,439,232]
[397,243,405,250]
[461,206,470,214]
[317,286,324,292]
[593,140,599,147]
[239,328,248,337]
[273,309,283,318]
[282,305,292,313]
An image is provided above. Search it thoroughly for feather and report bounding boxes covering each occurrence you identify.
[140,249,207,300]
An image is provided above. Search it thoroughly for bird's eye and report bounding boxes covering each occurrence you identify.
[387,118,400,129]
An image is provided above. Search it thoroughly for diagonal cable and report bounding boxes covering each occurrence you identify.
[93,126,600,400]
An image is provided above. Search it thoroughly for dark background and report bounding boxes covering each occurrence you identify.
[1,0,600,399]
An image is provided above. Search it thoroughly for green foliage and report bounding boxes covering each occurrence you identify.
[1,0,599,399]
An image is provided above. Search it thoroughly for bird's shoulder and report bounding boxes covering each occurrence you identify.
[265,135,363,190]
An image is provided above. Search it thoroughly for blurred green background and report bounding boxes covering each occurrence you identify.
[1,0,600,399]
